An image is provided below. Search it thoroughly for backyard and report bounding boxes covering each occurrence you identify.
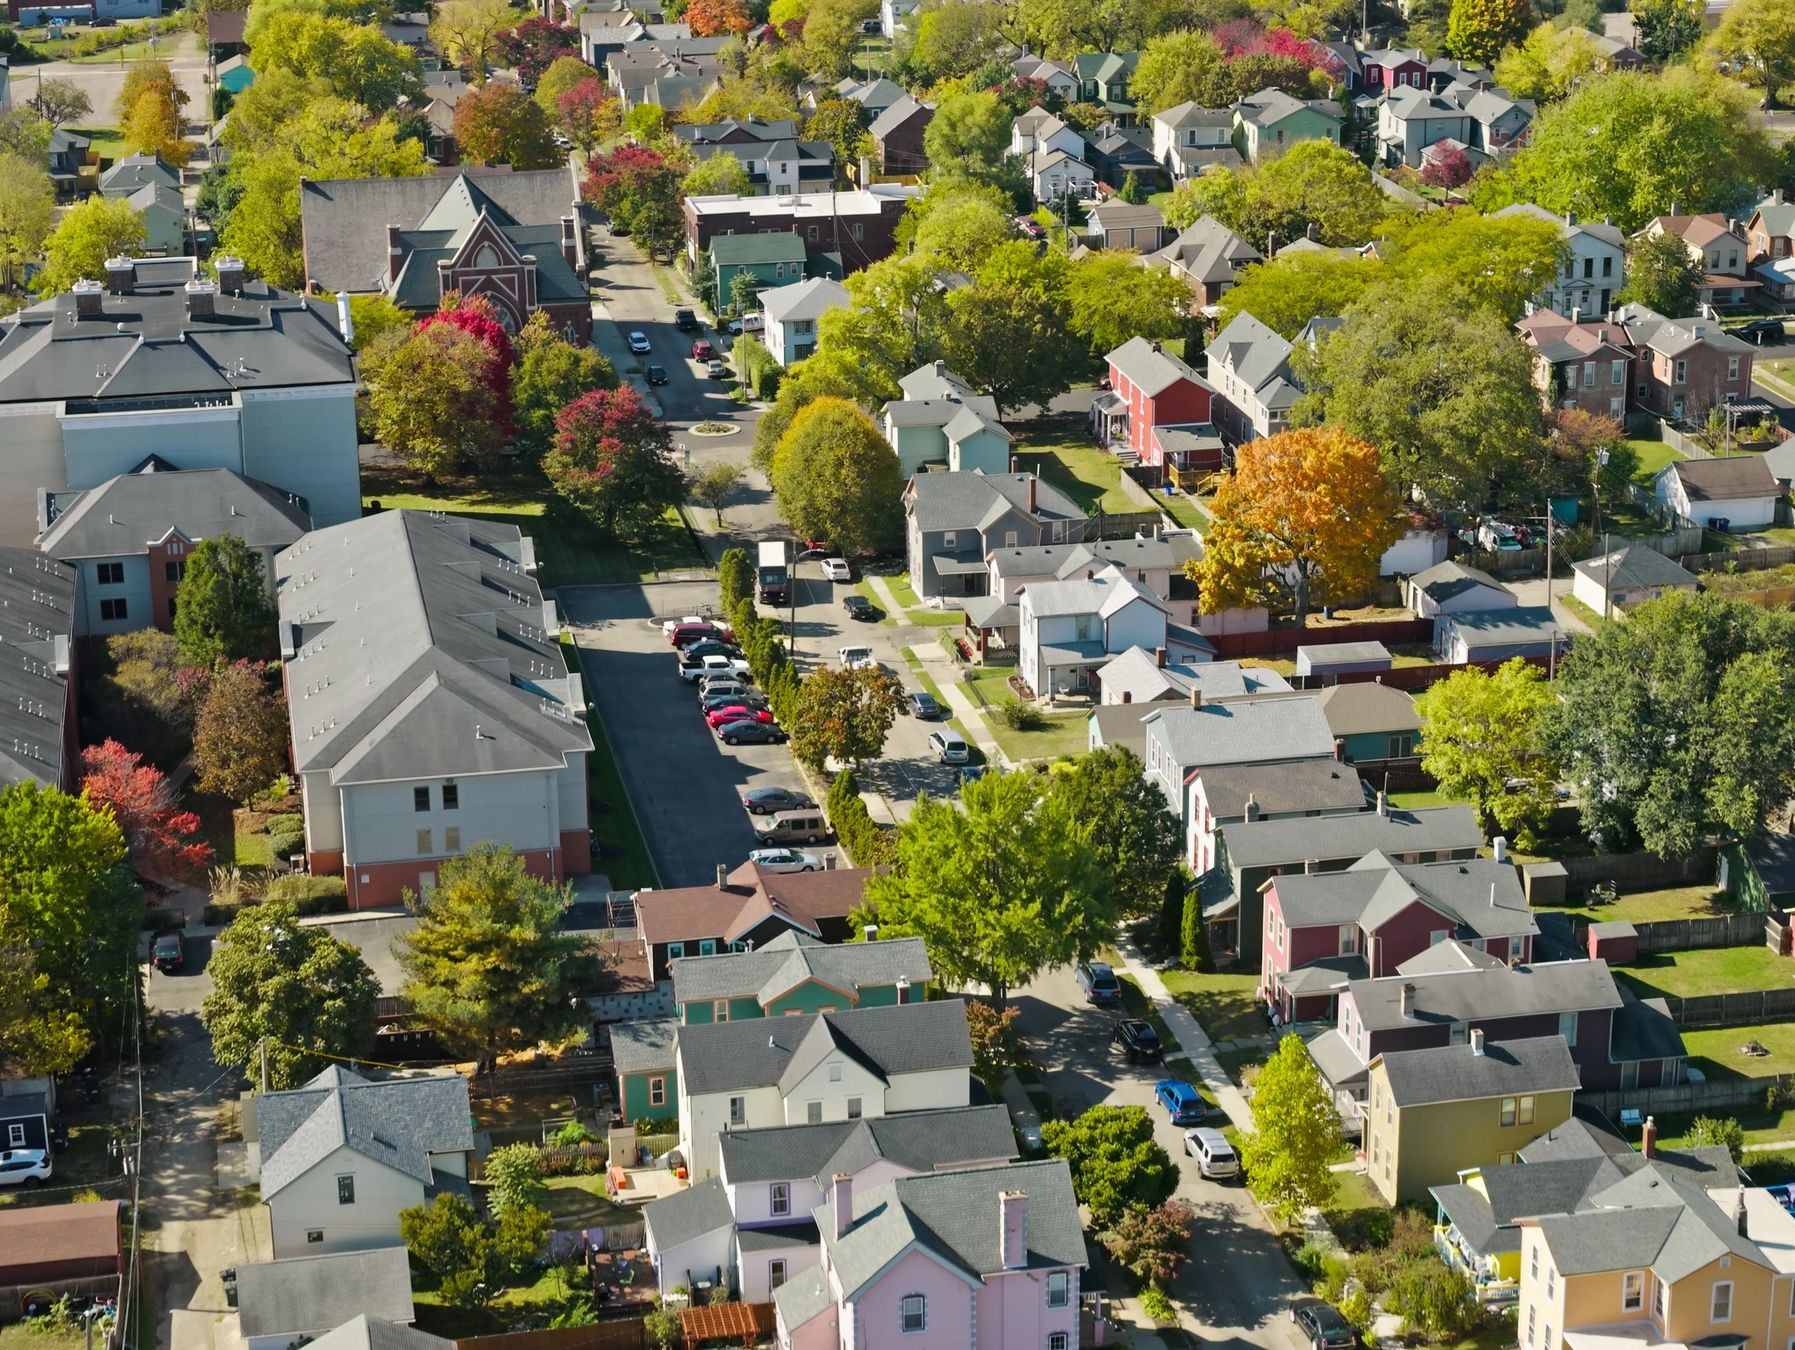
[1626,437,1685,486]
[1544,884,1732,925]
[1681,1021,1795,1079]
[1011,426,1141,517]
[1615,944,1794,999]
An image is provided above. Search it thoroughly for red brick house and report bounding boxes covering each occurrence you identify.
[1091,336,1217,471]
[1637,213,1759,308]
[1516,303,1756,422]
[1515,309,1633,418]
[869,94,934,175]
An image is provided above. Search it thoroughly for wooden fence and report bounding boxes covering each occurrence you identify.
[1207,617,1435,660]
[1291,654,1553,694]
[1580,1073,1786,1119]
[456,1319,646,1350]
[1679,544,1795,575]
[1627,911,1771,953]
[1612,523,1708,560]
[1560,848,1714,889]
[1653,988,1795,1029]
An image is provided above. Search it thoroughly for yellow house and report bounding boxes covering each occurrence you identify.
[1365,1032,1580,1205]
[1517,1174,1795,1350]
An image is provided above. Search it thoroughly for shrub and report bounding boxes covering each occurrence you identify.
[254,775,293,808]
[998,698,1045,730]
[1385,1260,1477,1342]
[1292,1237,1332,1282]
[484,1143,547,1219]
[829,766,895,866]
[1689,1115,1745,1163]
[549,1119,594,1148]
[266,814,306,858]
[1138,1285,1175,1322]
[261,874,348,912]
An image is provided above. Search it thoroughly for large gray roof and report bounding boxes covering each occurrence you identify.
[1666,454,1778,502]
[1107,335,1211,398]
[1152,216,1262,287]
[305,1318,452,1350]
[276,511,590,781]
[1274,853,1535,941]
[0,549,75,789]
[1348,959,1622,1033]
[1570,545,1694,593]
[611,1018,677,1073]
[1096,652,1282,707]
[1207,311,1294,397]
[905,471,1085,534]
[772,1264,834,1330]
[255,1066,474,1200]
[1539,1168,1770,1281]
[1375,1034,1578,1107]
[98,152,179,197]
[718,1104,1016,1185]
[1144,695,1335,770]
[40,465,310,561]
[235,1247,415,1338]
[1316,681,1420,737]
[1194,758,1365,819]
[1223,804,1483,869]
[675,999,972,1097]
[670,930,932,1008]
[1410,559,1505,602]
[987,537,1176,579]
[643,1175,733,1250]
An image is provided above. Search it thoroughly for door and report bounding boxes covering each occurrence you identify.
[417,871,437,896]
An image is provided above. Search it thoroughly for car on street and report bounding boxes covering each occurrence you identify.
[748,847,824,872]
[627,331,652,354]
[1153,1079,1206,1125]
[698,681,755,706]
[702,689,768,714]
[1111,1019,1165,1064]
[669,620,733,647]
[1293,1301,1357,1350]
[821,557,852,581]
[674,308,697,331]
[691,339,716,360]
[928,728,970,765]
[741,786,816,814]
[1184,1126,1239,1179]
[839,645,875,669]
[680,654,752,682]
[708,358,726,378]
[151,930,184,973]
[719,719,788,745]
[0,1149,51,1188]
[1741,318,1786,344]
[906,690,942,720]
[707,704,776,729]
[843,594,878,621]
[646,364,669,386]
[1075,960,1121,1005]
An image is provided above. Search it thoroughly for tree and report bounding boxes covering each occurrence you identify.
[1374,208,1568,322]
[123,85,190,167]
[1545,592,1795,856]
[1047,749,1184,920]
[689,461,743,525]
[401,1193,490,1280]
[29,76,92,131]
[193,660,289,804]
[1197,427,1403,627]
[1216,251,1384,339]
[1619,227,1705,317]
[453,80,561,168]
[483,1143,548,1219]
[494,16,580,83]
[1119,169,1147,204]
[396,845,604,1079]
[806,98,867,175]
[79,740,211,876]
[1163,141,1388,253]
[1040,1106,1179,1227]
[114,59,189,127]
[1445,0,1531,64]
[101,629,203,743]
[491,1203,553,1276]
[0,154,55,297]
[0,931,89,1080]
[1180,879,1208,969]
[536,54,600,114]
[790,665,905,769]
[907,0,1010,81]
[1103,1200,1195,1285]
[908,185,1017,270]
[770,397,906,556]
[859,772,1112,1003]
[430,0,518,78]
[545,386,686,537]
[1630,0,1702,61]
[249,12,424,108]
[36,197,148,295]
[1017,0,1153,57]
[1493,21,1602,102]
[1066,251,1191,356]
[582,145,684,255]
[687,0,753,33]
[1688,1115,1745,1164]
[683,153,754,197]
[728,268,762,317]
[965,1000,1023,1094]
[368,323,509,476]
[200,901,379,1088]
[557,78,621,149]
[921,90,1012,185]
[174,534,277,667]
[1416,659,1560,846]
[1241,1033,1341,1224]
[943,282,1081,415]
[1129,29,1232,114]
[1421,140,1472,188]
[512,317,618,459]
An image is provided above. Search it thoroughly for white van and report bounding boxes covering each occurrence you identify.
[754,808,833,845]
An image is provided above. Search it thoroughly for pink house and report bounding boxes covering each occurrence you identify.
[775,1160,1085,1350]
[1092,336,1217,473]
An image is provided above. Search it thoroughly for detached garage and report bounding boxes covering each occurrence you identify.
[0,1200,122,1319]
[1656,456,1781,530]
[1434,606,1564,664]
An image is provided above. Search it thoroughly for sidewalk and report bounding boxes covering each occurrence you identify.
[1111,930,1253,1131]
[907,640,1011,769]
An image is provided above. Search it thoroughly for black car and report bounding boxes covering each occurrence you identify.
[719,720,788,745]
[646,364,669,385]
[674,308,697,331]
[1741,318,1787,345]
[907,691,942,719]
[703,689,769,714]
[741,785,816,814]
[1293,1301,1358,1350]
[1111,1019,1164,1063]
[151,930,184,973]
[842,594,878,621]
[681,639,743,662]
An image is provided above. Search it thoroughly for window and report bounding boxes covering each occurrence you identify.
[1583,257,1594,279]
[699,940,716,956]
[415,786,431,812]
[1450,1021,1468,1045]
[5,1125,22,1147]
[668,942,685,959]
[96,562,124,585]
[1729,356,1741,379]
[1602,256,1613,277]
[649,1077,665,1107]
[1497,1151,1516,1165]
[807,225,820,242]
[1500,1097,1518,1127]
[307,1230,324,1244]
[1611,359,1626,385]
[1047,1272,1070,1308]
[1049,1336,1069,1350]
[942,530,958,548]
[807,1101,823,1124]
[714,1000,731,1022]
[769,1260,788,1290]
[443,784,459,810]
[770,1182,791,1216]
[1712,1282,1733,1322]
[900,1295,925,1333]
[1656,1276,1668,1320]
[729,1096,746,1126]
[1389,733,1414,758]
[1675,359,1688,384]
[167,597,177,620]
[1520,1095,1536,1126]
[773,264,784,279]
[828,1064,842,1082]
[444,827,460,851]
[1622,1271,1644,1312]
[164,561,185,584]
[416,829,432,855]
[100,598,127,622]
[1338,925,1358,955]
[1558,1011,1578,1046]
[1547,1267,1555,1299]
[1527,1307,1536,1346]
[338,1174,355,1204]
[1509,936,1525,963]
[852,223,864,241]
[1583,361,1596,387]
[847,1097,862,1119]
[1545,1328,1553,1350]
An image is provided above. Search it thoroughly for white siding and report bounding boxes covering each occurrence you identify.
[74,556,153,637]
[239,388,363,528]
[267,1145,425,1259]
[339,770,560,866]
[780,1055,888,1124]
[0,405,70,548]
[653,1225,735,1296]
[1378,528,1447,578]
[883,1067,970,1112]
[738,1239,821,1303]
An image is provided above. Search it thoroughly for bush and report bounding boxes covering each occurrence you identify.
[254,775,293,809]
[998,698,1045,730]
[1688,1115,1745,1164]
[266,814,306,858]
[1292,1237,1333,1282]
[829,766,896,866]
[1385,1260,1477,1342]
[1138,1285,1175,1322]
[262,873,348,910]
[733,334,781,400]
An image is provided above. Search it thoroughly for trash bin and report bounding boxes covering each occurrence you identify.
[221,1268,238,1308]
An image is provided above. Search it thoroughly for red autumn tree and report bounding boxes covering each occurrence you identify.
[581,144,684,253]
[494,17,580,83]
[419,293,517,435]
[557,78,621,148]
[80,739,212,876]
[684,0,751,35]
[1421,140,1473,188]
[543,386,687,537]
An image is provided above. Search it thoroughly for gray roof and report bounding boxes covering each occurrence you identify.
[1410,559,1504,602]
[822,1159,1084,1297]
[0,549,75,789]
[1194,758,1365,819]
[1571,544,1695,593]
[1207,311,1295,400]
[304,1318,452,1350]
[987,537,1176,579]
[1087,201,1164,233]
[1155,101,1233,129]
[124,181,184,217]
[644,1175,733,1251]
[1234,87,1340,129]
[761,276,848,324]
[611,1018,677,1073]
[1539,1168,1770,1280]
[1375,1034,1578,1107]
[1224,804,1483,869]
[1145,695,1335,770]
[1754,191,1795,238]
[1151,216,1261,287]
[275,511,591,781]
[235,1247,415,1338]
[1298,640,1390,668]
[1348,959,1622,1034]
[1088,703,1151,756]
[905,471,1085,533]
[1441,606,1563,646]
[1316,681,1420,737]
[869,93,933,140]
[40,466,310,561]
[1275,853,1535,940]
[670,930,932,1008]
[773,1264,835,1330]
[1107,335,1210,398]
[675,999,973,1097]
[1397,938,1504,976]
[1611,996,1687,1062]
[1495,202,1621,249]
[1746,831,1795,897]
[1666,455,1779,501]
[98,152,179,197]
[719,1104,1016,1185]
[736,1221,821,1253]
[255,1066,474,1200]
[1096,652,1282,706]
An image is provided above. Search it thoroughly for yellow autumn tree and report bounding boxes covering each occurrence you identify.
[122,87,190,167]
[1193,426,1404,627]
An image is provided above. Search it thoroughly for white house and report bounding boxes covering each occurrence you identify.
[1405,560,1514,618]
[880,362,1012,476]
[1018,565,1171,700]
[1497,204,1626,315]
[1377,520,1449,577]
[1151,103,1241,180]
[1205,311,1301,444]
[1099,651,1284,707]
[986,536,1181,604]
[759,276,847,368]
[1010,107,1085,160]
[1570,543,1698,617]
[253,1067,474,1260]
[1027,148,1096,204]
[879,0,917,39]
[1655,456,1781,531]
[1011,53,1081,102]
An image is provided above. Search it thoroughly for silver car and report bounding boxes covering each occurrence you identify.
[928,728,970,765]
[748,847,823,873]
[1184,1126,1239,1180]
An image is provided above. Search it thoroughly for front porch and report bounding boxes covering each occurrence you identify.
[1089,391,1135,461]
[962,595,1019,663]
[1434,1222,1519,1307]
[1037,640,1108,699]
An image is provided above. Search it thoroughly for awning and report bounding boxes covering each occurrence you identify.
[930,554,987,576]
[963,596,1018,629]
[1277,955,1367,997]
[1305,1027,1368,1089]
[1090,391,1125,415]
[1038,641,1106,665]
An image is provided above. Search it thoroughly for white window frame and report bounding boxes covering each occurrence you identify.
[770,1182,791,1217]
[648,1076,666,1107]
[1049,1336,1070,1350]
[1501,1097,1518,1127]
[807,1100,823,1124]
[1622,1270,1644,1312]
[900,1294,926,1333]
[729,1095,746,1126]
[714,1000,731,1022]
[5,1124,23,1147]
[1519,1095,1536,1126]
[769,1259,788,1290]
[1046,1272,1069,1307]
[1712,1280,1733,1323]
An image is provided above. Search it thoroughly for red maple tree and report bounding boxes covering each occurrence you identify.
[419,294,517,435]
[80,739,213,876]
[557,78,620,147]
[494,17,580,83]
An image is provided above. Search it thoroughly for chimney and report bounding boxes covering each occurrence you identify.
[216,255,246,294]
[1122,690,1132,703]
[1155,646,1166,668]
[1776,189,1786,206]
[1489,882,1497,908]
[831,1173,853,1238]
[1333,738,1346,762]
[104,256,135,295]
[71,278,104,319]
[1306,222,1318,241]
[1737,1195,1749,1239]
[716,863,728,888]
[335,291,354,345]
[186,278,217,319]
[1400,982,1415,1018]
[1570,306,1581,325]
[1189,686,1203,710]
[1564,210,1577,226]
[1492,836,1508,863]
[863,924,878,941]
[1641,1115,1657,1158]
[560,214,578,270]
[1027,476,1037,512]
[1376,788,1389,817]
[1244,793,1261,822]
[999,1190,1028,1269]
[1470,1027,1485,1056]
[1303,858,1318,875]
[387,223,404,282]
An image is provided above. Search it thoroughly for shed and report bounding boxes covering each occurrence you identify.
[1295,640,1392,681]
[1585,919,1638,965]
[1434,606,1562,664]
[0,1200,121,1300]
[1521,860,1568,906]
[1655,456,1781,531]
[0,1086,50,1153]
[1406,560,1514,618]
[1570,544,1697,615]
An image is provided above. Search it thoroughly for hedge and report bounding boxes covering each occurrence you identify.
[734,334,781,401]
[828,767,895,867]
[203,875,349,926]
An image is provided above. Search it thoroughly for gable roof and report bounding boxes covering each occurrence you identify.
[636,861,871,946]
[98,152,179,196]
[719,1104,1016,1185]
[869,94,933,140]
[1151,216,1262,286]
[304,1319,451,1350]
[255,1066,474,1199]
[1571,544,1695,592]
[1144,695,1335,769]
[1753,191,1795,237]
[644,1175,734,1250]
[1193,758,1366,819]
[1207,311,1295,399]
[1107,335,1212,398]
[1538,1168,1771,1281]
[1224,803,1483,869]
[1346,959,1622,1034]
[1396,938,1505,975]
[675,999,972,1097]
[235,1246,415,1339]
[1234,87,1340,128]
[669,930,932,1007]
[1410,559,1505,602]
[1374,1034,1579,1107]
[761,275,848,323]
[1087,201,1165,233]
[1666,455,1778,502]
[1019,565,1166,621]
[1316,681,1421,737]
[0,548,76,789]
[905,471,1086,533]
[1273,854,1535,940]
[40,465,310,561]
[1097,651,1287,707]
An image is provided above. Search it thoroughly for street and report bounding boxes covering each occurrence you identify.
[12,29,209,140]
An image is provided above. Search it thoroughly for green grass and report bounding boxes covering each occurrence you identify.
[1318,1167,1388,1235]
[646,263,683,305]
[64,124,127,164]
[1011,430,1138,516]
[1160,969,1266,1043]
[1627,437,1685,486]
[1160,492,1210,531]
[540,1175,635,1227]
[1387,787,1461,810]
[1616,945,1794,999]
[564,638,656,889]
[1546,884,1730,925]
[1681,1021,1795,1080]
[955,665,1087,761]
[880,571,963,625]
[1559,592,1607,629]
[1656,1106,1795,1151]
[0,1123,122,1210]
[855,579,897,627]
[189,793,274,871]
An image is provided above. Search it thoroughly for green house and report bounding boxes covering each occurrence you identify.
[1231,87,1343,164]
[1316,682,1423,765]
[613,1018,678,1124]
[671,930,933,1025]
[708,233,807,312]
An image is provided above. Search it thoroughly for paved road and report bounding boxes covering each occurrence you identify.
[16,29,209,139]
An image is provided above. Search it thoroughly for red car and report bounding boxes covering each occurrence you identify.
[707,704,776,730]
[690,339,716,361]
[668,621,732,648]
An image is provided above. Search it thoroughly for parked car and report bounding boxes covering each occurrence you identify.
[0,1149,51,1188]
[907,690,942,720]
[663,614,713,636]
[669,620,733,648]
[838,645,875,669]
[151,930,184,973]
[698,669,753,692]
[719,719,788,745]
[674,308,697,331]
[843,594,878,622]
[1074,960,1121,1005]
[702,689,768,714]
[1293,1301,1357,1350]
[627,331,652,354]
[1741,318,1786,345]
[691,339,716,360]
[680,654,752,682]
[680,638,744,662]
[741,786,816,814]
[1111,1019,1164,1064]
[821,557,852,581]
[1015,215,1045,239]
[928,728,970,765]
[707,704,776,729]
[1475,519,1522,552]
[748,847,823,873]
[646,364,669,386]
[1153,1079,1206,1126]
[1184,1126,1239,1180]
[753,807,830,843]
[707,358,726,378]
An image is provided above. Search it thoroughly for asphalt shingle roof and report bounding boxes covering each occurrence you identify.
[710,233,808,265]
[636,862,871,946]
[1152,216,1261,287]
[1146,695,1335,770]
[1571,544,1695,593]
[761,276,848,323]
[235,1247,415,1338]
[1096,652,1284,707]
[304,1319,451,1350]
[644,1175,733,1250]
[676,999,972,1097]
[1316,682,1421,737]
[1667,456,1779,501]
[718,1105,1016,1185]
[1275,854,1535,941]
[1376,1034,1579,1107]
[1108,335,1211,397]
[1223,804,1483,869]
[1540,1169,1770,1280]
[1347,959,1622,1034]
[255,1066,474,1200]
[669,931,932,1007]
[611,1018,677,1073]
[1410,560,1505,603]
[1194,759,1365,819]
[905,471,1085,533]
[40,465,310,560]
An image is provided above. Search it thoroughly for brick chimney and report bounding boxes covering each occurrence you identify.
[104,256,135,295]
[186,278,217,319]
[71,278,105,319]
[560,214,578,270]
[1641,1115,1657,1159]
[388,222,406,282]
[831,1173,853,1238]
[1121,690,1132,703]
[999,1190,1028,1269]
[1333,738,1347,762]
[216,255,246,294]
[1189,686,1203,710]
[1027,476,1036,513]
[1244,793,1260,822]
[1155,646,1166,668]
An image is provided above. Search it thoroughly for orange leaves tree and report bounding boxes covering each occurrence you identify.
[1194,426,1403,627]
[685,0,752,35]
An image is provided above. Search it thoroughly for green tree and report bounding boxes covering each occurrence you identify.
[453,79,560,167]
[1128,29,1232,115]
[1041,1106,1179,1227]
[0,108,52,168]
[491,1203,553,1276]
[689,461,743,526]
[1163,141,1388,254]
[0,931,90,1079]
[943,281,1081,415]
[536,54,600,112]
[858,772,1112,1003]
[512,316,618,459]
[368,322,509,476]
[921,90,1012,185]
[1179,880,1207,970]
[806,97,868,176]
[683,153,754,196]
[800,0,880,76]
[1066,251,1191,356]
[401,1193,491,1280]
[1047,749,1184,920]
[0,153,56,297]
[29,76,93,131]
[719,546,754,613]
[174,534,277,667]
[250,10,424,108]
[909,185,1017,270]
[728,268,762,317]
[123,85,188,167]
[790,665,904,770]
[907,0,1010,81]
[199,901,379,1088]
[1241,1033,1341,1224]
[1120,169,1147,204]
[1618,227,1704,317]
[1216,251,1385,339]
[193,660,289,804]
[544,386,686,538]
[770,397,906,556]
[1687,1115,1745,1163]
[396,845,604,1080]
[1630,0,1702,60]
[1416,659,1560,847]
[1370,206,1568,322]
[1493,21,1602,101]
[483,1143,548,1219]
[37,197,147,295]
[1445,0,1532,64]
[428,0,516,77]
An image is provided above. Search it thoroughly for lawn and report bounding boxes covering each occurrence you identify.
[1318,1168,1387,1241]
[1387,787,1462,810]
[1160,969,1265,1044]
[541,1175,636,1227]
[1627,438,1685,486]
[1681,1021,1795,1080]
[1160,491,1210,531]
[954,665,1088,760]
[1546,884,1731,925]
[1655,1105,1795,1151]
[64,124,128,164]
[1616,945,1795,999]
[1011,434,1138,517]
[885,572,962,626]
[0,1123,122,1210]
[190,791,275,871]
[1559,592,1607,630]
[854,579,897,627]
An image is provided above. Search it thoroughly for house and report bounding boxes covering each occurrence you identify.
[1656,456,1780,531]
[1515,307,1636,419]
[669,930,932,1024]
[869,94,933,174]
[881,362,1011,477]
[614,1018,679,1123]
[1497,205,1625,315]
[1148,215,1262,308]
[1262,852,1537,1023]
[904,471,1087,599]
[39,464,309,638]
[215,53,256,94]
[1380,517,1450,577]
[1359,47,1431,93]
[1184,755,1365,884]
[674,999,974,1180]
[1026,147,1096,204]
[683,186,920,274]
[760,276,847,368]
[97,152,179,199]
[1406,560,1514,619]
[1316,681,1422,764]
[989,537,1188,605]
[0,1076,54,1153]
[1092,336,1219,474]
[1570,544,1697,616]
[1364,1033,1580,1203]
[775,1160,1086,1350]
[0,549,76,790]
[1746,188,1795,263]
[1735,832,1795,914]
[0,1200,121,1314]
[1074,51,1139,122]
[1086,201,1166,252]
[0,257,360,548]
[123,181,186,256]
[234,1247,416,1350]
[1205,310,1302,444]
[275,511,593,909]
[1011,53,1081,102]
[1151,103,1242,180]
[577,11,681,71]
[709,233,809,312]
[1450,84,1532,152]
[1755,254,1795,305]
[411,71,478,162]
[1620,303,1756,420]
[1018,566,1171,700]
[1233,88,1342,162]
[607,44,728,108]
[671,117,835,196]
[302,1319,450,1350]
[299,170,591,342]
[254,1066,474,1259]
[822,76,907,120]
[1085,120,1163,192]
[636,861,872,980]
[1638,213,1758,308]
[46,128,90,200]
[1099,650,1280,708]
[1434,607,1563,664]
[879,0,917,39]
[1588,32,1645,66]
[1011,107,1085,160]
[1374,87,1470,167]
[1141,692,1337,819]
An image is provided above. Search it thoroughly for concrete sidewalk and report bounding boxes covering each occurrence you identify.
[1112,931,1254,1131]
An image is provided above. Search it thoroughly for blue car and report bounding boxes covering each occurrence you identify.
[1154,1079,1206,1126]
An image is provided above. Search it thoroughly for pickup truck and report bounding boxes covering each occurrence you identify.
[679,653,752,682]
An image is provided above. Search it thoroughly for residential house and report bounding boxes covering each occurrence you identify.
[669,930,932,1025]
[988,536,1184,605]
[0,1201,121,1310]
[275,511,592,909]
[879,0,917,40]
[299,169,592,342]
[301,1319,449,1350]
[215,52,255,95]
[775,1160,1086,1350]
[1380,517,1451,578]
[1148,215,1262,308]
[0,1076,54,1153]
[1515,308,1635,419]
[1455,84,1532,151]
[1074,51,1139,123]
[1206,310,1302,444]
[1151,103,1243,180]
[577,12,682,71]
[1262,852,1536,1023]
[253,1066,474,1259]
[1587,31,1645,66]
[614,1018,680,1124]
[607,42,728,108]
[881,362,1011,477]
[1359,47,1432,93]
[1746,188,1795,263]
[413,72,477,161]
[207,7,249,58]
[1011,53,1081,102]
[1753,254,1795,304]
[97,152,179,200]
[1184,756,1365,885]
[683,186,921,274]
[1434,607,1564,664]
[1375,87,1470,166]
[1570,544,1698,617]
[0,549,76,790]
[46,128,89,200]
[821,76,907,120]
[0,257,360,548]
[709,233,809,312]
[1638,214,1758,308]
[1018,566,1171,700]
[1406,561,1515,619]
[1656,456,1780,531]
[234,1247,416,1350]
[1141,692,1336,819]
[1085,121,1163,192]
[1011,107,1085,160]
[903,471,1087,599]
[1092,336,1219,474]
[1316,681,1422,765]
[671,118,836,196]
[1364,1034,1580,1203]
[869,95,933,174]
[1620,302,1755,419]
[674,999,974,1180]
[38,464,309,638]
[1100,651,1283,710]
[1233,88,1343,162]
[1498,205,1625,315]
[1086,201,1166,252]
[1026,147,1096,203]
[761,277,847,368]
